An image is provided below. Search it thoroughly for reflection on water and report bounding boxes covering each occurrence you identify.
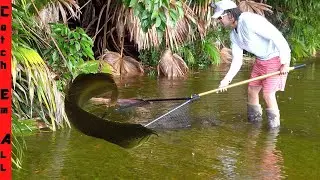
[14,61,320,179]
[260,129,283,180]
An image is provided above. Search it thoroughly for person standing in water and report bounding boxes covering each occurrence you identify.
[211,0,291,128]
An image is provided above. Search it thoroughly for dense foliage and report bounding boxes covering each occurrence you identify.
[44,23,96,90]
[123,0,184,34]
[267,0,320,60]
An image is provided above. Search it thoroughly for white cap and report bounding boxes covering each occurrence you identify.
[211,0,237,18]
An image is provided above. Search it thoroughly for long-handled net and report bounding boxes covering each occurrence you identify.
[136,64,306,129]
[85,64,305,130]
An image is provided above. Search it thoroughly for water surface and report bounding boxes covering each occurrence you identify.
[14,60,320,179]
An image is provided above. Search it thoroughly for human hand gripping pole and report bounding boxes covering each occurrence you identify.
[279,63,290,75]
[218,78,230,92]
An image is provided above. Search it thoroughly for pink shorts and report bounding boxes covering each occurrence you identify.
[248,56,287,93]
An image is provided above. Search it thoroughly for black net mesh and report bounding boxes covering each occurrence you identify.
[85,98,197,130]
[80,81,199,130]
[144,99,193,129]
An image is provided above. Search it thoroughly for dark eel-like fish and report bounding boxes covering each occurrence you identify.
[64,73,156,148]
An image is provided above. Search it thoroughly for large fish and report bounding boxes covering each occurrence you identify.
[64,73,156,148]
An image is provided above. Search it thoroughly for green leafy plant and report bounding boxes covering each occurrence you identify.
[76,60,112,75]
[266,0,320,61]
[122,0,184,34]
[45,23,95,89]
[12,45,70,130]
[180,47,195,66]
[138,47,163,67]
[176,30,225,68]
[202,40,221,65]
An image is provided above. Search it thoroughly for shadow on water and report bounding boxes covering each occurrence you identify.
[64,73,156,148]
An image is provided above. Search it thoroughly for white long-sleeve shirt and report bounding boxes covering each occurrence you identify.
[224,12,291,82]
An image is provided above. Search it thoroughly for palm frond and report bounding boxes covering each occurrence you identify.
[81,1,203,53]
[12,46,70,131]
[100,50,144,76]
[185,0,213,37]
[238,0,273,16]
[157,49,189,77]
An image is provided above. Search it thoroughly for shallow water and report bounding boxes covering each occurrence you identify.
[14,60,320,179]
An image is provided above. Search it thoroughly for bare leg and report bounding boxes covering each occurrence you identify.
[247,86,263,122]
[248,86,262,105]
[263,91,280,128]
[262,91,278,110]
